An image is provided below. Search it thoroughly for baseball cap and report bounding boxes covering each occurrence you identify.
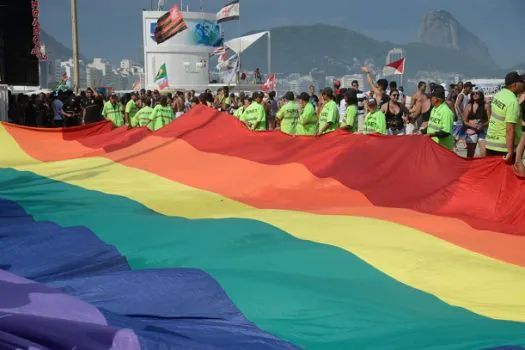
[284,91,295,101]
[252,91,264,100]
[298,92,310,102]
[464,82,476,88]
[472,86,482,93]
[430,84,446,99]
[367,97,377,105]
[505,71,524,86]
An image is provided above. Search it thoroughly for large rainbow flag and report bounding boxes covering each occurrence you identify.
[1,105,525,349]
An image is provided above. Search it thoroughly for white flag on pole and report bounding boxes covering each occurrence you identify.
[216,0,240,23]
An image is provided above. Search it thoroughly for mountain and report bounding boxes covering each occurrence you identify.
[239,24,502,78]
[514,63,525,72]
[418,10,496,67]
[41,30,87,62]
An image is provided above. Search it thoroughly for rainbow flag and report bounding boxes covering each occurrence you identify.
[1,105,525,349]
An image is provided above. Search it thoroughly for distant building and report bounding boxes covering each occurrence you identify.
[310,68,326,90]
[90,58,111,76]
[325,76,336,88]
[341,74,364,89]
[86,66,103,87]
[120,59,133,71]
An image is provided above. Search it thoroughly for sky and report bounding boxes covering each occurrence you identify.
[39,0,525,68]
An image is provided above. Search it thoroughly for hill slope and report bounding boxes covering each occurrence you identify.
[41,30,86,62]
[418,10,496,67]
[239,24,502,78]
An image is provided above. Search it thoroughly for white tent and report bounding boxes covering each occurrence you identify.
[223,31,271,76]
[224,32,267,54]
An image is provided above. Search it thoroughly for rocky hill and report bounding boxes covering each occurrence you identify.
[41,30,86,62]
[514,63,525,73]
[418,10,496,66]
[240,24,502,78]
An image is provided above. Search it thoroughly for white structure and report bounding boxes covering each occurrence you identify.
[223,31,271,76]
[142,10,223,91]
[89,58,112,76]
[86,66,103,87]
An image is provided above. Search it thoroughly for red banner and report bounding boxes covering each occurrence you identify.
[30,0,47,60]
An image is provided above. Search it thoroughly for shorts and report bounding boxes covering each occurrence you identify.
[465,128,487,144]
[405,123,416,135]
[453,121,466,138]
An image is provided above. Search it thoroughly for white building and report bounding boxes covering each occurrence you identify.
[120,59,134,71]
[142,10,223,90]
[86,66,104,87]
[89,58,112,76]
[310,69,326,90]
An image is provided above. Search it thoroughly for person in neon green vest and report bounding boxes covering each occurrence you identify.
[486,72,524,164]
[425,84,454,149]
[276,91,299,135]
[102,93,124,128]
[234,95,251,118]
[363,97,387,135]
[240,92,267,131]
[340,90,359,133]
[296,92,318,136]
[148,95,174,131]
[317,87,339,135]
[125,92,139,127]
[132,98,154,128]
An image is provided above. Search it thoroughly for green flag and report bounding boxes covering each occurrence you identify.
[155,64,169,90]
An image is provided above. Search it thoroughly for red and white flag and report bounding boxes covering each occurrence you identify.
[154,4,188,44]
[216,0,240,23]
[261,74,276,91]
[211,47,226,56]
[384,58,405,75]
[211,47,228,63]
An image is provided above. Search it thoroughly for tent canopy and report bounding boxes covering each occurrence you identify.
[224,32,267,54]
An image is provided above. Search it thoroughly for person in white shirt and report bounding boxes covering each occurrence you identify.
[338,89,347,123]
[52,92,66,128]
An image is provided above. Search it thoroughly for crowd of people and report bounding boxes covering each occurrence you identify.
[6,69,525,174]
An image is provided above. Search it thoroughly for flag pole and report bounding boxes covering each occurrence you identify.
[237,0,241,91]
[71,0,80,93]
[267,31,271,80]
[237,0,242,91]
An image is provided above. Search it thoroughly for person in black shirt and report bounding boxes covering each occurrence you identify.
[82,88,103,125]
[24,94,37,126]
[308,84,320,110]
[62,94,82,127]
